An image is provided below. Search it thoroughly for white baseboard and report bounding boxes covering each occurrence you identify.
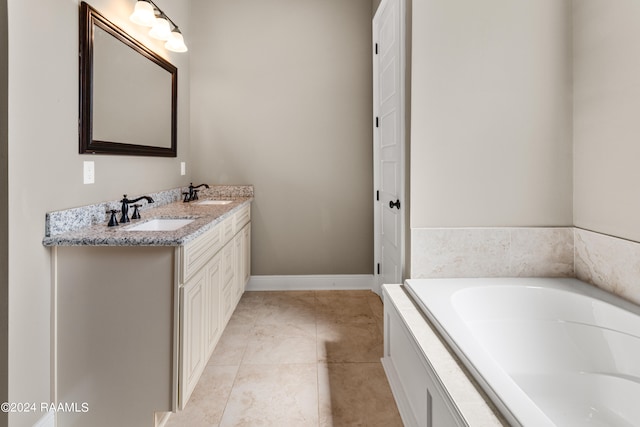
[246,274,375,291]
[32,410,55,427]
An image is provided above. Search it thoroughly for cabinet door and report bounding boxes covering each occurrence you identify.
[233,223,251,298]
[242,224,251,289]
[221,242,236,324]
[180,269,206,409]
[233,232,243,304]
[205,253,222,359]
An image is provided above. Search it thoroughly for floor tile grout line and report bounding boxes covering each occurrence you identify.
[218,306,267,426]
[315,293,321,427]
[316,363,321,427]
[235,304,260,367]
[215,364,241,427]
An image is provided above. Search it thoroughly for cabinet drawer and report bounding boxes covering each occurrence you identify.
[181,225,222,283]
[234,204,251,231]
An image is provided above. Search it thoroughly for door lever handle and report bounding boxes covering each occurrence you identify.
[389,199,401,209]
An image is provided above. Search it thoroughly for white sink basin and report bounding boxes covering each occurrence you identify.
[126,218,195,231]
[193,200,233,206]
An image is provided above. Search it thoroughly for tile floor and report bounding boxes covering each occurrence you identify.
[165,290,403,426]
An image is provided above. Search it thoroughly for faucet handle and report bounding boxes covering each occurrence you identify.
[107,209,120,227]
[131,204,142,220]
[182,192,190,203]
[192,190,199,200]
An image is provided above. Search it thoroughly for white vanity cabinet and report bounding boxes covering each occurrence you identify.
[177,204,251,408]
[52,201,251,427]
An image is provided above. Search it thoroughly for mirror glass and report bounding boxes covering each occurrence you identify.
[80,2,177,157]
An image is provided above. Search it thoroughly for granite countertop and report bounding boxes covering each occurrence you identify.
[43,187,253,247]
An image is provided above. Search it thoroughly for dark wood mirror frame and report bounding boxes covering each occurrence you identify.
[79,1,178,157]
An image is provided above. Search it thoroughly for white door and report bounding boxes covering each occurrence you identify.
[373,0,405,295]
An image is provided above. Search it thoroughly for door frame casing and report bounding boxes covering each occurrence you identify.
[373,0,406,295]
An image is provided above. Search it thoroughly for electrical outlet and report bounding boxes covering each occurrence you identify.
[180,162,186,176]
[83,161,95,184]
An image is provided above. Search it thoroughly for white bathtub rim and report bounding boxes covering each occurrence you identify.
[405,279,549,427]
[404,277,640,427]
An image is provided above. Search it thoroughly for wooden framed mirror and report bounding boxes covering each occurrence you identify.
[79,1,177,157]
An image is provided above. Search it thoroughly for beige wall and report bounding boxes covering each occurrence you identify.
[7,1,191,425]
[573,0,640,243]
[372,0,382,16]
[410,0,573,228]
[190,0,374,276]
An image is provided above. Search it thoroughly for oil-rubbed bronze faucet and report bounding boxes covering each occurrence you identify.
[183,183,209,202]
[119,194,154,223]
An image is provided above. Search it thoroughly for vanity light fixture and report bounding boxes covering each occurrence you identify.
[149,14,172,41]
[165,29,188,53]
[129,0,188,52]
[129,0,155,26]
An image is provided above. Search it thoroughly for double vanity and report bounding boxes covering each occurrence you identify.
[43,185,252,427]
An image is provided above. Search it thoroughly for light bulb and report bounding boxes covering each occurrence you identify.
[165,30,188,53]
[129,1,155,27]
[149,16,172,41]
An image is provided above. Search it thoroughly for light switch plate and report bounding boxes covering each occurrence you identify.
[83,161,95,184]
[180,162,186,176]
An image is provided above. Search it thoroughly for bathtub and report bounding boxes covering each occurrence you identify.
[403,277,640,427]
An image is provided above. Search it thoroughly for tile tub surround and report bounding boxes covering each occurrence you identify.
[411,227,575,278]
[411,226,640,307]
[575,228,640,306]
[42,185,253,246]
